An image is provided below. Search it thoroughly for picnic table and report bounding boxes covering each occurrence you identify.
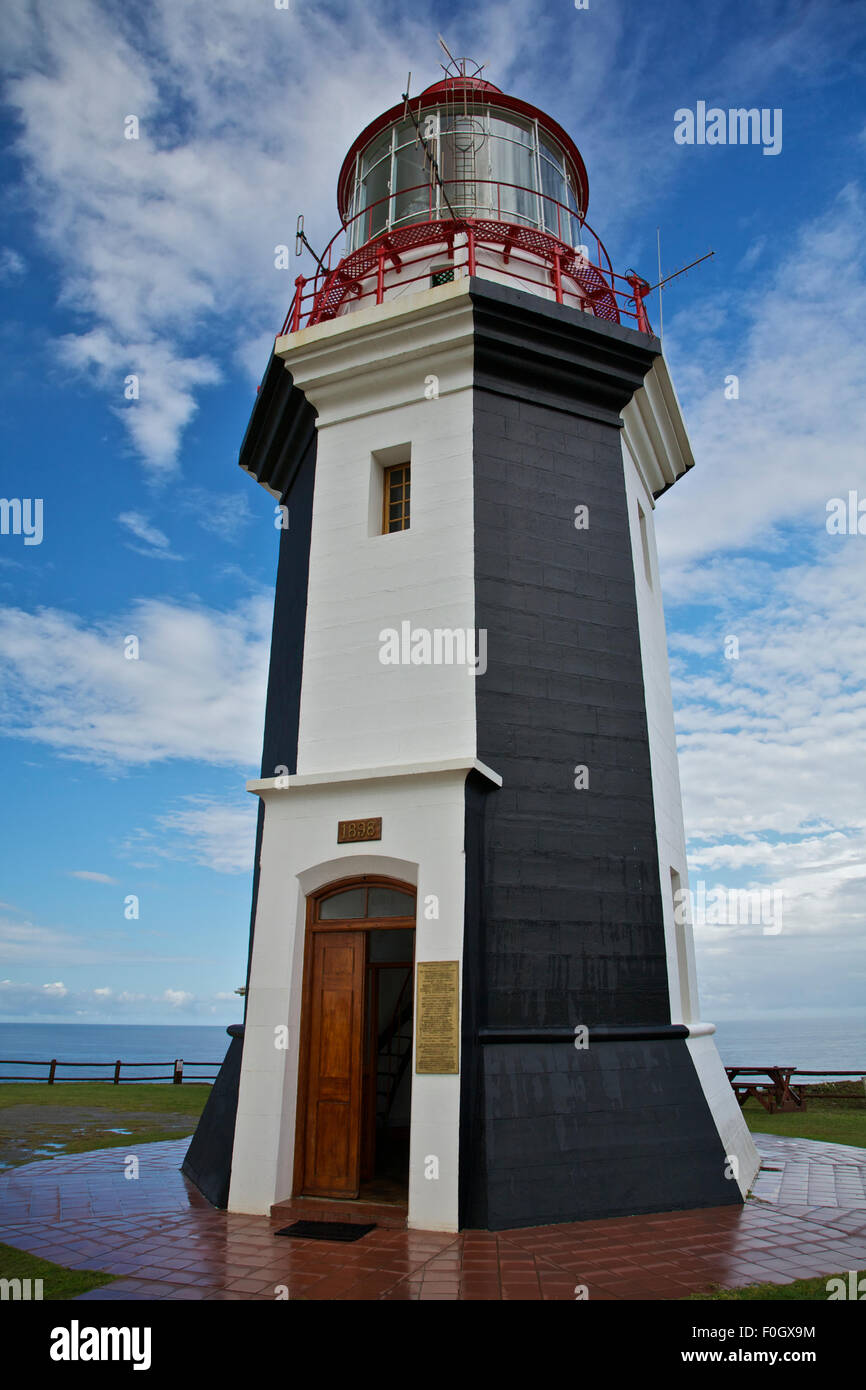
[725,1067,866,1113]
[724,1066,805,1112]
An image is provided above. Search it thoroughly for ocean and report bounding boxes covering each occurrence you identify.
[0,1016,862,1082]
[0,1023,231,1083]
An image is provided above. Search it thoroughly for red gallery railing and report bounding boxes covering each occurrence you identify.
[280,180,653,337]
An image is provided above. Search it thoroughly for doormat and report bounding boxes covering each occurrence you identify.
[275,1221,377,1242]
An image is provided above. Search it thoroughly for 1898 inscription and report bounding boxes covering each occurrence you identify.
[337,817,382,844]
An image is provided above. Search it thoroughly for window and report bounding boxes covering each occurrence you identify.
[431,265,454,287]
[316,883,416,922]
[383,462,410,533]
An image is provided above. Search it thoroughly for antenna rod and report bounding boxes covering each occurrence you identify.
[400,83,459,222]
[295,214,327,274]
[646,249,714,294]
[657,227,663,340]
[438,33,458,68]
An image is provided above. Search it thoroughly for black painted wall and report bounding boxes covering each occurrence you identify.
[181,1025,244,1208]
[460,282,737,1228]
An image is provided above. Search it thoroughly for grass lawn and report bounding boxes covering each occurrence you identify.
[0,1082,211,1168]
[0,1240,115,1300]
[688,1270,864,1301]
[741,1092,866,1149]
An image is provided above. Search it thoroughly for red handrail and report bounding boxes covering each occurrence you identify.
[278,177,652,338]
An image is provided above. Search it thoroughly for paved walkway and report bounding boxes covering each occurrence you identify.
[0,1135,864,1300]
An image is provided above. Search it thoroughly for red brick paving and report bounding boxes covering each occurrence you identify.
[0,1137,864,1300]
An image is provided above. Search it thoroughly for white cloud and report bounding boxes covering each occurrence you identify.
[0,913,204,967]
[182,487,253,542]
[116,510,173,553]
[69,871,118,884]
[0,596,269,767]
[62,331,221,478]
[663,543,866,1013]
[657,183,866,572]
[0,976,238,1022]
[0,247,26,281]
[124,796,257,875]
[163,987,192,1007]
[6,0,857,475]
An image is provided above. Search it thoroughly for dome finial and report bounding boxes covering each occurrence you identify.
[437,33,486,83]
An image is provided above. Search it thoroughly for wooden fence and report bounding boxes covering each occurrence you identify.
[0,1057,219,1084]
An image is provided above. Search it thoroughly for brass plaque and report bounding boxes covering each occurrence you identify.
[337,816,382,844]
[415,961,460,1074]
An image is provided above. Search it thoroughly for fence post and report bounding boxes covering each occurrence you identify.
[173,1058,183,1085]
[113,1059,121,1085]
[291,275,305,332]
[466,224,476,277]
[552,250,563,304]
[376,244,385,305]
[48,1059,56,1085]
[626,272,652,334]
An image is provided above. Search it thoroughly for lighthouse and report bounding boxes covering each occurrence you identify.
[184,59,759,1232]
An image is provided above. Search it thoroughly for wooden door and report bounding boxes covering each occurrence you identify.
[302,931,366,1197]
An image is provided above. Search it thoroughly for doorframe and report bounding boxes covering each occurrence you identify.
[292,873,417,1198]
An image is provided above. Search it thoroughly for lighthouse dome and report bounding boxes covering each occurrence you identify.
[282,67,647,336]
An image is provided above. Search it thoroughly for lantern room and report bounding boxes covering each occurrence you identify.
[283,63,652,336]
[340,75,587,250]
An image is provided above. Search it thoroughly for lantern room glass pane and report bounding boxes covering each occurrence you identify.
[490,114,534,147]
[360,165,390,241]
[356,129,392,244]
[494,136,537,226]
[348,105,581,247]
[393,139,431,228]
[540,155,567,239]
[440,112,490,218]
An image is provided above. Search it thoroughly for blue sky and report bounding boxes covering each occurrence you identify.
[0,0,864,1026]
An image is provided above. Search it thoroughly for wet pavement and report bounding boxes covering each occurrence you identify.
[1,1134,864,1300]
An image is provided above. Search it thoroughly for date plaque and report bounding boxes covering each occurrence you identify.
[337,816,382,844]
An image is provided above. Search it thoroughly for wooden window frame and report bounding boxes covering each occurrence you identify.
[382,461,410,534]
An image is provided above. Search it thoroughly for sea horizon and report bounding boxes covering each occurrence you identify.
[0,1015,862,1082]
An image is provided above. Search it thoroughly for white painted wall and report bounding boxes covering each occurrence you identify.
[284,284,479,777]
[622,439,698,1025]
[687,1029,761,1197]
[228,763,488,1228]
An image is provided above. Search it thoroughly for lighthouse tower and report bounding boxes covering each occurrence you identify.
[186,61,758,1231]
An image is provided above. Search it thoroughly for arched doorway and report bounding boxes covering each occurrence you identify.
[293,875,416,1202]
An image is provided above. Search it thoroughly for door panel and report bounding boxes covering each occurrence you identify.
[303,932,366,1197]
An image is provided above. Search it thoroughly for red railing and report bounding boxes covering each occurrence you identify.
[280,180,653,337]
